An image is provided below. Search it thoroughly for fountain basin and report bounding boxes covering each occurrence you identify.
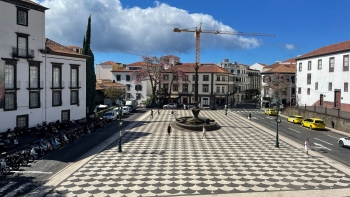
[174,116,219,131]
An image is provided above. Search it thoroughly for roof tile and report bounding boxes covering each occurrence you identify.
[296,40,350,59]
[45,38,87,58]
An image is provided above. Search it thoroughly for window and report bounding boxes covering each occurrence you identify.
[5,92,16,110]
[173,84,178,91]
[116,75,121,81]
[298,63,302,71]
[216,76,221,81]
[298,87,301,94]
[173,75,177,80]
[126,84,130,91]
[329,57,334,72]
[203,98,209,106]
[318,59,322,69]
[126,93,131,99]
[182,84,188,93]
[71,90,78,105]
[135,85,142,91]
[136,93,141,100]
[222,76,226,81]
[216,86,220,93]
[52,64,62,88]
[202,84,209,92]
[5,64,15,89]
[222,87,225,93]
[192,75,196,81]
[345,82,348,92]
[163,75,169,81]
[307,74,311,84]
[17,34,28,57]
[203,75,209,81]
[29,64,39,88]
[53,91,61,106]
[328,82,332,91]
[70,65,79,88]
[17,7,28,26]
[192,84,194,92]
[61,110,70,122]
[315,82,318,90]
[344,55,349,71]
[16,115,28,128]
[291,76,295,83]
[307,88,310,95]
[29,91,39,108]
[237,70,240,74]
[126,75,131,81]
[308,61,311,70]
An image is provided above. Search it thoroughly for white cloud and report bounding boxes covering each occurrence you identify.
[40,0,261,54]
[285,44,295,50]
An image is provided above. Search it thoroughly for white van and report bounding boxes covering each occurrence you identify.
[122,106,130,115]
[103,111,118,121]
[113,107,124,116]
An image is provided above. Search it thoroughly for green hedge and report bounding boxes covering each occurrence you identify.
[95,106,117,118]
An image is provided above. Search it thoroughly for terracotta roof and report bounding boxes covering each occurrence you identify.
[96,79,126,90]
[66,46,82,49]
[2,0,49,12]
[262,64,295,74]
[259,63,268,67]
[44,38,88,59]
[163,63,231,74]
[283,58,296,63]
[100,61,118,65]
[127,62,144,66]
[296,40,350,60]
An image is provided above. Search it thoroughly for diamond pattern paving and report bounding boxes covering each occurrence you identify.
[50,110,350,196]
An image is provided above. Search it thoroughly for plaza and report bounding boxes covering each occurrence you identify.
[29,110,350,197]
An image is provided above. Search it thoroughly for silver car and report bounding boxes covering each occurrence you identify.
[163,103,177,109]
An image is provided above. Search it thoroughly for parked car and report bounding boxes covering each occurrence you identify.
[287,115,304,124]
[338,136,350,147]
[264,108,277,116]
[163,103,177,109]
[146,103,159,108]
[103,111,118,121]
[113,107,124,116]
[186,103,195,108]
[122,106,130,114]
[301,118,325,130]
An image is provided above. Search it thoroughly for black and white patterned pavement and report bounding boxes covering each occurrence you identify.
[46,110,350,197]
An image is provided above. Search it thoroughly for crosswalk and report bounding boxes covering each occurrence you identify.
[230,110,264,113]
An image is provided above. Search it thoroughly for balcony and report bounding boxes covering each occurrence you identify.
[179,91,192,95]
[12,47,35,59]
[26,81,43,90]
[5,81,21,90]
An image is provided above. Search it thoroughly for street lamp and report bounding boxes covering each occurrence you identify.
[156,90,160,115]
[118,108,123,152]
[225,91,231,115]
[275,99,281,148]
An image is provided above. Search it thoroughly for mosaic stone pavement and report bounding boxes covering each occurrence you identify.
[51,110,350,197]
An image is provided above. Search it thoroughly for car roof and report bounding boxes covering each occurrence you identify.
[311,118,323,120]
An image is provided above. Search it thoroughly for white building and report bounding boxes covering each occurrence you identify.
[0,0,87,132]
[250,63,268,73]
[261,59,296,107]
[96,61,124,80]
[295,40,350,111]
[111,61,148,104]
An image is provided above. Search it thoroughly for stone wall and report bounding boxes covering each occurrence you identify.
[282,107,350,134]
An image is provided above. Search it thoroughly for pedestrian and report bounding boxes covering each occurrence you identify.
[225,104,227,110]
[304,138,311,157]
[13,137,19,146]
[202,125,206,139]
[234,102,237,108]
[167,124,172,137]
[150,109,153,120]
[248,113,252,120]
[171,110,175,118]
[184,104,186,110]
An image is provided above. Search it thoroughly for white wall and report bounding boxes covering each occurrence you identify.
[113,71,147,103]
[96,64,113,79]
[250,63,265,73]
[296,52,350,106]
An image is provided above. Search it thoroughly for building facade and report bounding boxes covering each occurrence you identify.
[250,63,268,73]
[96,61,124,80]
[295,40,350,111]
[0,0,87,132]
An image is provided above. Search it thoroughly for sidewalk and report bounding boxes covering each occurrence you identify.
[30,110,350,197]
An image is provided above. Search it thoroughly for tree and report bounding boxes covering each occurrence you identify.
[82,16,96,116]
[103,87,126,104]
[133,56,165,99]
[263,73,289,102]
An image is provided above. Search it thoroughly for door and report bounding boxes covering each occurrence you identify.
[334,91,341,108]
[319,94,323,106]
[183,97,188,104]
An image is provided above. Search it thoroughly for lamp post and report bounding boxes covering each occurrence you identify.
[118,108,123,152]
[275,99,281,148]
[156,90,160,115]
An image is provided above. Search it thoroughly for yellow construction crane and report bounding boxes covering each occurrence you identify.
[173,22,275,65]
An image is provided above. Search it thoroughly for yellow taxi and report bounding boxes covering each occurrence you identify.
[264,108,277,116]
[301,118,325,130]
[287,115,304,124]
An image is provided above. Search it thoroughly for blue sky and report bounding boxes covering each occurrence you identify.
[39,0,350,66]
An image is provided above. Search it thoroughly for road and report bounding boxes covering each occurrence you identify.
[230,105,350,167]
[0,109,147,197]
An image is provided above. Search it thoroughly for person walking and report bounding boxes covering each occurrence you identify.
[171,110,175,118]
[167,124,172,137]
[248,113,252,120]
[150,109,153,120]
[184,104,186,110]
[202,125,206,139]
[304,138,311,157]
